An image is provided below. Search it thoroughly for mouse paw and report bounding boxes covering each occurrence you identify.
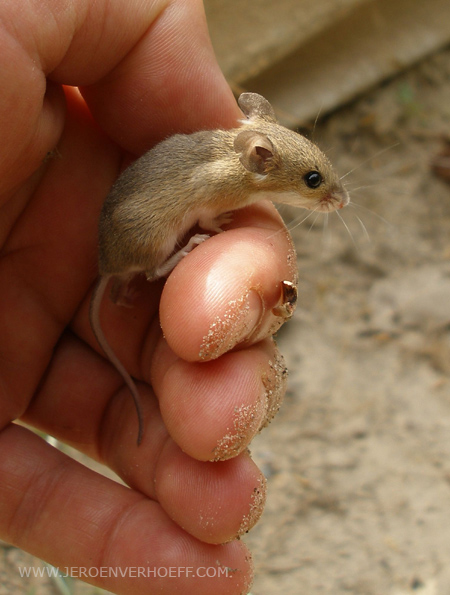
[183,233,210,252]
[199,211,234,234]
[153,233,210,279]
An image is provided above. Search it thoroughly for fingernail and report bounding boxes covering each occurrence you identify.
[244,279,298,345]
[199,289,263,361]
[272,280,298,319]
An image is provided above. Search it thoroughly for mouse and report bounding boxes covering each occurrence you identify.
[89,92,350,445]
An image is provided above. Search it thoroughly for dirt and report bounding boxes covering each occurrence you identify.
[244,46,450,595]
[2,45,450,595]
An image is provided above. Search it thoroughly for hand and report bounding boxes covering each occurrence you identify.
[0,1,296,593]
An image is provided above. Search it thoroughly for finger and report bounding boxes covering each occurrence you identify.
[151,443,267,545]
[0,89,119,428]
[151,338,287,461]
[78,0,240,152]
[160,201,298,362]
[22,333,267,544]
[111,433,267,545]
[0,425,253,594]
[2,0,238,193]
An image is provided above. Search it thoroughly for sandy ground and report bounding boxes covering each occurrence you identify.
[2,46,450,595]
[244,46,450,595]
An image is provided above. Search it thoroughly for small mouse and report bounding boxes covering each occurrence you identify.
[90,92,349,445]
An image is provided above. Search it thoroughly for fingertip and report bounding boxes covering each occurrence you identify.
[154,442,266,544]
[154,350,265,460]
[159,206,297,362]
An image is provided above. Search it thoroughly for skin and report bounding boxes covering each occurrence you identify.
[0,1,297,594]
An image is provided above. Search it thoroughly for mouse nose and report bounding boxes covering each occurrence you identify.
[339,195,349,209]
[319,187,349,212]
[336,187,350,209]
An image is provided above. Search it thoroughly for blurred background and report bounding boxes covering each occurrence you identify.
[206,0,450,124]
[206,2,450,594]
[3,1,450,594]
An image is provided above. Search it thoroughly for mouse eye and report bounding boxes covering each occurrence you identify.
[304,170,323,189]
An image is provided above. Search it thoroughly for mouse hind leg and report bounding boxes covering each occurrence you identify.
[109,274,139,307]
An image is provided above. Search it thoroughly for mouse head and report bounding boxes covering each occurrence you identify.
[235,93,349,213]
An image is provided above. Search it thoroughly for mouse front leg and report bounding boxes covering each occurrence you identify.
[151,233,210,280]
[149,209,235,282]
[198,211,233,234]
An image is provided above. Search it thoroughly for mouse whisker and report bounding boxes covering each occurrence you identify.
[348,202,394,230]
[335,210,358,249]
[265,207,314,241]
[307,211,321,236]
[342,183,380,192]
[311,102,325,142]
[284,207,319,235]
[322,211,329,235]
[340,143,400,181]
[321,212,333,257]
[353,213,371,242]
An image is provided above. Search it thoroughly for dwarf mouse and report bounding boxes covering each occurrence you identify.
[90,92,349,445]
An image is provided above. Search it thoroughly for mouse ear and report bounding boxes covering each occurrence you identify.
[234,129,277,174]
[238,93,277,123]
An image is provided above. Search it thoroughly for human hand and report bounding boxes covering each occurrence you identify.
[0,1,296,593]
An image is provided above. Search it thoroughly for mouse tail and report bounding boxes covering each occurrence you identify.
[89,276,144,445]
